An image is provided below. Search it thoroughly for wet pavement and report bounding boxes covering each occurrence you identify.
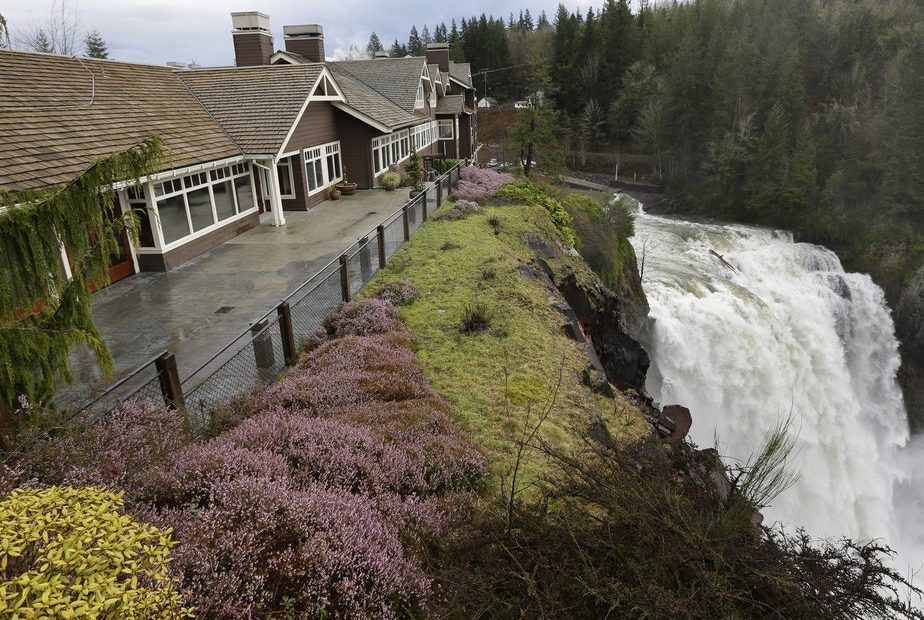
[61,189,412,402]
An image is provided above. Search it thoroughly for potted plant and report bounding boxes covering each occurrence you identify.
[329,184,341,201]
[382,171,400,191]
[337,168,358,196]
[406,152,424,199]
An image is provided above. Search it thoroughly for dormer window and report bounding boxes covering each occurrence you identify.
[415,83,425,109]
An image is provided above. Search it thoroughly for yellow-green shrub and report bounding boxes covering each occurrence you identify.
[0,486,191,619]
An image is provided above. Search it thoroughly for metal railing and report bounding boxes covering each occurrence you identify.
[76,161,466,433]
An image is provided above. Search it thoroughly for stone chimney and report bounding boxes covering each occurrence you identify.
[426,42,449,72]
[284,24,325,62]
[231,12,273,66]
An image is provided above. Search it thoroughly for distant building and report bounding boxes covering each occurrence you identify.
[477,97,497,108]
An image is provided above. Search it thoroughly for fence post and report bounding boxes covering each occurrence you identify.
[250,318,275,383]
[402,205,410,241]
[435,179,442,211]
[155,352,186,411]
[339,254,351,302]
[359,236,372,281]
[376,225,386,268]
[277,302,298,366]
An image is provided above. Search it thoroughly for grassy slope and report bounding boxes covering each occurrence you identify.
[367,201,648,478]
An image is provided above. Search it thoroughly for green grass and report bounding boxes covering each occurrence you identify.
[366,201,647,478]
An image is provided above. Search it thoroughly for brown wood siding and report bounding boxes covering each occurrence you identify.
[138,211,260,272]
[282,102,338,154]
[280,103,340,209]
[335,109,376,189]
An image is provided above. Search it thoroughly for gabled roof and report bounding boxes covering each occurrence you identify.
[179,64,332,155]
[0,51,241,192]
[448,62,473,89]
[435,95,464,115]
[327,65,419,131]
[333,57,428,113]
[427,64,444,95]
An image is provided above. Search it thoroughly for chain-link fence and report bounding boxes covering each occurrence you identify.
[77,161,467,432]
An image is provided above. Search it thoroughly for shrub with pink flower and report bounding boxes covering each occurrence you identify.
[4,297,486,619]
[450,167,514,203]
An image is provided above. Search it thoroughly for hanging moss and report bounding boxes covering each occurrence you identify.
[0,137,164,410]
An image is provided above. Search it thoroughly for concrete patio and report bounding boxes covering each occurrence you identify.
[62,189,413,400]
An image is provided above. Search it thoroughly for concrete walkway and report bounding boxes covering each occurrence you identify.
[64,189,411,398]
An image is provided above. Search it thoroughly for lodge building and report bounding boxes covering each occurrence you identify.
[0,10,477,281]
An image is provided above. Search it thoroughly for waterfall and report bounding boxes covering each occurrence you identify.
[627,197,923,580]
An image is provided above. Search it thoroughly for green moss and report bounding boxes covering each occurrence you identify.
[366,199,647,480]
[494,182,578,247]
[560,192,639,291]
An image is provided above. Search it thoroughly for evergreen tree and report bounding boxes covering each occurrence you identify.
[746,103,791,217]
[524,9,534,31]
[538,10,550,29]
[83,29,108,58]
[389,38,406,57]
[435,23,447,42]
[449,19,464,61]
[366,32,384,57]
[408,26,423,56]
[422,25,432,45]
[35,29,52,53]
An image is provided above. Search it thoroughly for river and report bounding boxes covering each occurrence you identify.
[626,196,924,584]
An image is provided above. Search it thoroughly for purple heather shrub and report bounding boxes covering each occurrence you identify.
[372,278,420,306]
[450,167,514,203]
[163,476,430,619]
[262,334,434,411]
[9,399,187,500]
[322,298,402,338]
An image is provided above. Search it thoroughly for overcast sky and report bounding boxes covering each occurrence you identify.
[3,0,602,66]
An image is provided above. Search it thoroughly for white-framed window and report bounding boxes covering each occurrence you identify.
[371,121,441,177]
[303,140,343,195]
[438,119,454,140]
[126,185,156,248]
[277,157,295,199]
[152,162,255,248]
[415,83,425,109]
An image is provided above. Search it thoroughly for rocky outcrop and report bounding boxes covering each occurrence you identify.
[896,267,924,432]
[547,262,650,391]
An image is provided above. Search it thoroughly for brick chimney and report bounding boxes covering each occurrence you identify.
[231,12,273,66]
[426,42,449,72]
[283,24,325,62]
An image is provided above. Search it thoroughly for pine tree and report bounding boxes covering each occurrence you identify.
[389,39,407,58]
[408,26,423,56]
[366,32,384,57]
[449,19,464,61]
[83,29,108,58]
[35,29,52,53]
[538,10,550,29]
[422,25,431,45]
[524,9,534,30]
[435,23,447,42]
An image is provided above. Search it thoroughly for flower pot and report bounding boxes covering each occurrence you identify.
[330,190,342,201]
[384,185,395,192]
[337,182,358,196]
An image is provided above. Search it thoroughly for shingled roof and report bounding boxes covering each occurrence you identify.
[448,62,473,89]
[327,65,418,130]
[333,57,427,113]
[435,95,464,115]
[0,51,241,192]
[179,64,326,155]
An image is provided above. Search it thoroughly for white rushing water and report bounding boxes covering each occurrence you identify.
[627,197,924,581]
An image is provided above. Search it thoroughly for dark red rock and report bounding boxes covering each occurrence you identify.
[661,405,692,439]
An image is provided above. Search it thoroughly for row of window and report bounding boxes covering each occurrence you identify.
[304,141,343,194]
[139,163,255,247]
[372,121,439,176]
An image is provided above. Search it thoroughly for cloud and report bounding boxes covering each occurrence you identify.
[2,0,622,65]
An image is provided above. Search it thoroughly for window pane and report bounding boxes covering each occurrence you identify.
[235,176,255,212]
[327,155,335,181]
[188,187,214,232]
[277,162,293,196]
[133,207,156,247]
[306,160,318,191]
[214,180,236,221]
[374,149,381,174]
[334,153,341,180]
[158,195,190,244]
[314,160,324,188]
